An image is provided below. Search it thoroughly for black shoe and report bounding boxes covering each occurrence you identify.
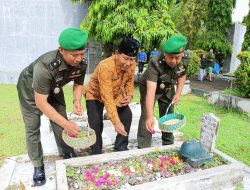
[114,146,129,152]
[162,142,174,146]
[62,152,77,159]
[33,165,46,186]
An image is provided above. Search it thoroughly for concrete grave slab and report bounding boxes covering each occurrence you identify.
[56,144,245,190]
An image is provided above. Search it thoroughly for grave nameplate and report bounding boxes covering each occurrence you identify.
[200,113,220,152]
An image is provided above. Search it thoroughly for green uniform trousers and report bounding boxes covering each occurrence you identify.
[137,85,174,148]
[19,103,74,167]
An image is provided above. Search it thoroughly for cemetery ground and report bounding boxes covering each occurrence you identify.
[0,84,249,169]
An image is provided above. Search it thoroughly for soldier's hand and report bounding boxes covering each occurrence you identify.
[145,116,155,133]
[64,121,81,136]
[172,94,180,105]
[114,121,127,136]
[73,99,83,115]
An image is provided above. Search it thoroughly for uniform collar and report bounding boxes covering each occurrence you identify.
[55,51,69,71]
[57,51,82,71]
[159,54,178,71]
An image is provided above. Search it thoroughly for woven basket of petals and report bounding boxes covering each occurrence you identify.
[63,113,96,149]
[158,113,186,132]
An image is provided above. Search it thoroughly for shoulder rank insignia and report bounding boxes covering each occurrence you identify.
[81,58,88,65]
[48,59,61,71]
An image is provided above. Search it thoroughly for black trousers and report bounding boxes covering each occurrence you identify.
[86,100,132,154]
[138,61,145,73]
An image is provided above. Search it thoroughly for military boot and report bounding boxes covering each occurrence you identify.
[114,135,129,151]
[33,165,46,186]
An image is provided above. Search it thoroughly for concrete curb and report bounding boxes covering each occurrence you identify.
[0,158,16,189]
[208,91,250,113]
[191,88,210,97]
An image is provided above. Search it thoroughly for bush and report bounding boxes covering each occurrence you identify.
[192,49,207,57]
[186,50,201,76]
[235,51,250,98]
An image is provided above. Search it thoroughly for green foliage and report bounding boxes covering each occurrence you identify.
[81,0,176,51]
[66,166,77,178]
[192,49,207,58]
[170,0,235,55]
[186,51,200,76]
[222,87,242,97]
[206,0,235,36]
[202,154,228,169]
[242,3,250,51]
[197,0,235,55]
[196,31,232,55]
[235,51,250,98]
[172,0,208,49]
[235,182,244,190]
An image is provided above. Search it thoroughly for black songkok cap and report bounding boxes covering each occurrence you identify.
[118,36,140,57]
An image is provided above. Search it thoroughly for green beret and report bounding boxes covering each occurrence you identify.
[162,35,187,54]
[58,28,88,50]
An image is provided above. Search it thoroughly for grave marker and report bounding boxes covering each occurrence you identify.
[200,113,220,152]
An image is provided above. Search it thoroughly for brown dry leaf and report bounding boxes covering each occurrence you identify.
[19,180,26,190]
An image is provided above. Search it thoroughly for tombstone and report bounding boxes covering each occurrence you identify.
[200,113,220,152]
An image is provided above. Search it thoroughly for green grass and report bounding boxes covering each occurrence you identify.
[0,85,26,160]
[0,85,250,167]
[221,87,243,97]
[0,85,84,164]
[133,87,250,166]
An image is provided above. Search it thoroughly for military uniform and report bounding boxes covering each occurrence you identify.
[17,50,87,167]
[17,28,88,186]
[137,35,188,148]
[137,53,188,148]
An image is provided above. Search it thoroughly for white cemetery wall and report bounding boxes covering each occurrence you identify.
[0,0,88,84]
[223,23,246,73]
[230,23,246,72]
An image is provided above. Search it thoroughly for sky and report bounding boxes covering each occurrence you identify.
[232,0,249,22]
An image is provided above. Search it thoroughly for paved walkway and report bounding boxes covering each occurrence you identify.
[188,74,236,92]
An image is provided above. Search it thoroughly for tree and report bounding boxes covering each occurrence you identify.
[170,0,208,49]
[171,0,236,55]
[242,2,250,51]
[75,0,177,56]
[195,0,236,55]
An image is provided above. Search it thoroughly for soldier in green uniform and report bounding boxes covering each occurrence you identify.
[17,28,88,186]
[137,35,188,148]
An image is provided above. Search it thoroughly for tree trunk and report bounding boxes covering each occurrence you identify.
[102,42,114,59]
